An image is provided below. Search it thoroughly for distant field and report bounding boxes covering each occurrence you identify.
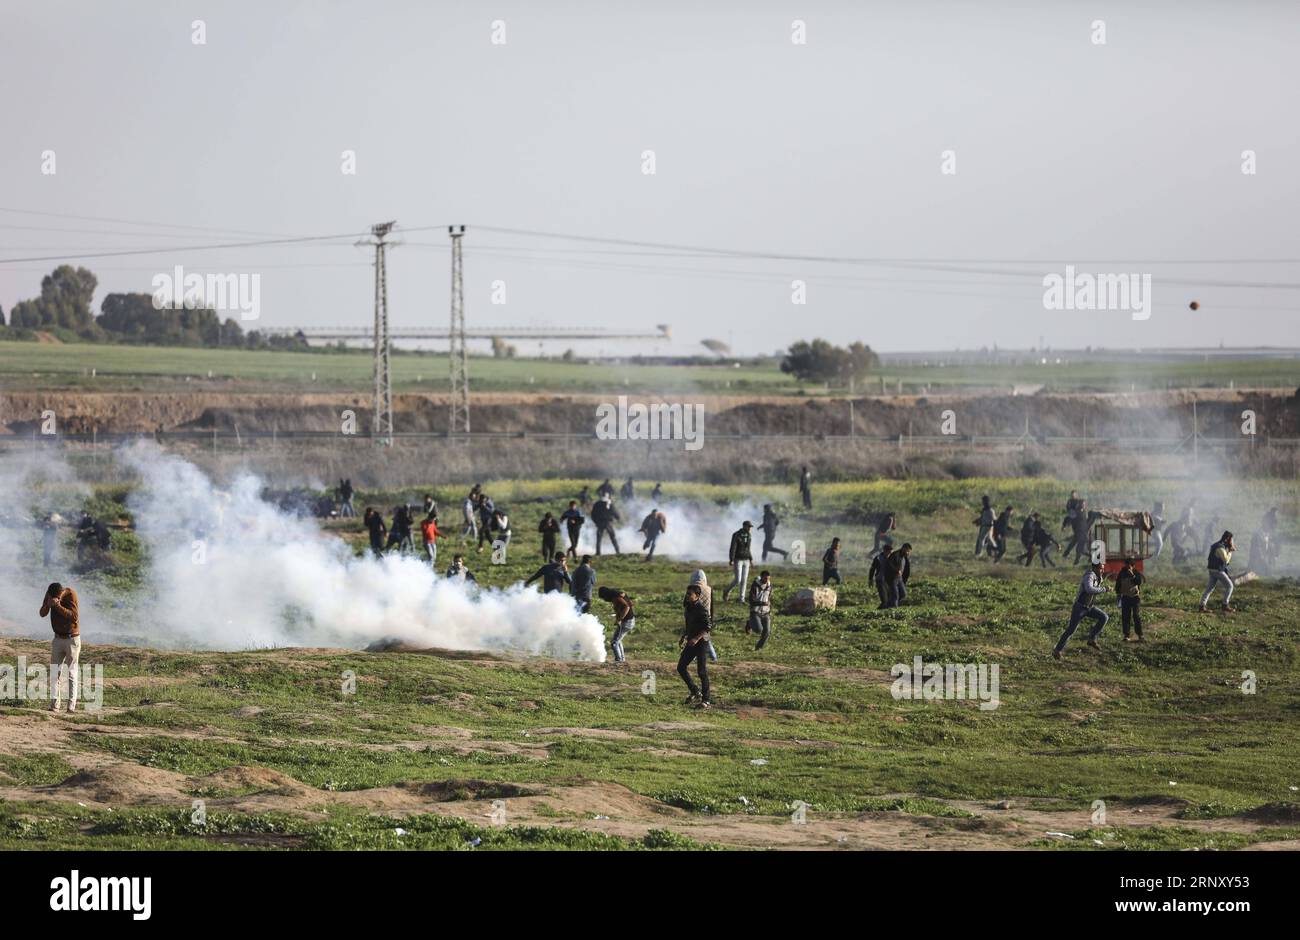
[2,341,1299,394]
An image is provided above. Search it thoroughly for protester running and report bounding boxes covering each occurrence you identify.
[1053,561,1110,659]
[598,585,636,663]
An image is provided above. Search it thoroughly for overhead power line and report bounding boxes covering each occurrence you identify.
[0,230,371,265]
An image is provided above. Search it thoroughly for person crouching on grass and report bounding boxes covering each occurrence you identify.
[597,586,635,663]
[1115,556,1145,641]
[40,582,80,712]
[1053,562,1110,659]
[678,584,712,708]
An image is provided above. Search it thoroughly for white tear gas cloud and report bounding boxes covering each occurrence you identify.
[566,496,807,566]
[0,449,113,638]
[120,445,606,657]
[3,444,605,659]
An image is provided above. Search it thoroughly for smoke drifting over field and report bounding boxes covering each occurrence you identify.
[117,445,606,658]
[0,445,605,658]
[0,451,110,637]
[566,496,803,566]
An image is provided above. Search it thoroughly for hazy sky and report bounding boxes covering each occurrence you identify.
[3,0,1298,354]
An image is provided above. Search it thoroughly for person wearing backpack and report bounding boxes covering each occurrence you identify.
[598,586,636,663]
[1199,531,1236,613]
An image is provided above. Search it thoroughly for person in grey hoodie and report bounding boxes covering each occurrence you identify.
[686,569,718,661]
[1053,562,1111,658]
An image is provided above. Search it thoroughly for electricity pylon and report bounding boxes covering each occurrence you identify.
[365,221,396,445]
[448,225,470,433]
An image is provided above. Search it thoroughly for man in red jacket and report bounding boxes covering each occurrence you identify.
[419,512,442,567]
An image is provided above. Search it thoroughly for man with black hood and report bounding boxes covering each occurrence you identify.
[476,494,496,553]
[992,506,1014,562]
[590,496,621,556]
[363,507,387,557]
[868,544,893,608]
[386,504,414,554]
[1017,513,1037,565]
[560,500,585,559]
[538,512,561,561]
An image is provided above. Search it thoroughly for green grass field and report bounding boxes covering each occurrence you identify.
[3,340,1299,394]
[2,477,1298,850]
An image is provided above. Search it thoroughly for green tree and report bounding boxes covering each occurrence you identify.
[781,338,880,386]
[8,266,98,333]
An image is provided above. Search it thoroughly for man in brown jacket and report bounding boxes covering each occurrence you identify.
[40,582,80,711]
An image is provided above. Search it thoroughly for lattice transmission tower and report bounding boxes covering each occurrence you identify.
[365,221,396,445]
[448,225,470,433]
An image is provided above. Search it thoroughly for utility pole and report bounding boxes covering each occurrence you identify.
[1192,398,1199,466]
[448,225,470,433]
[363,221,397,445]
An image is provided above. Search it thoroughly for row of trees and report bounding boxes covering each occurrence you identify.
[1,265,306,349]
[780,339,881,386]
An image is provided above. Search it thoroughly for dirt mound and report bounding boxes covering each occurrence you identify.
[529,726,633,740]
[1057,682,1116,705]
[1240,802,1300,824]
[192,766,311,795]
[4,388,1297,437]
[54,765,188,804]
[402,779,540,802]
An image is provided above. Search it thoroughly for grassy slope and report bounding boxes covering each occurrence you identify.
[3,340,1299,394]
[2,477,1298,850]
